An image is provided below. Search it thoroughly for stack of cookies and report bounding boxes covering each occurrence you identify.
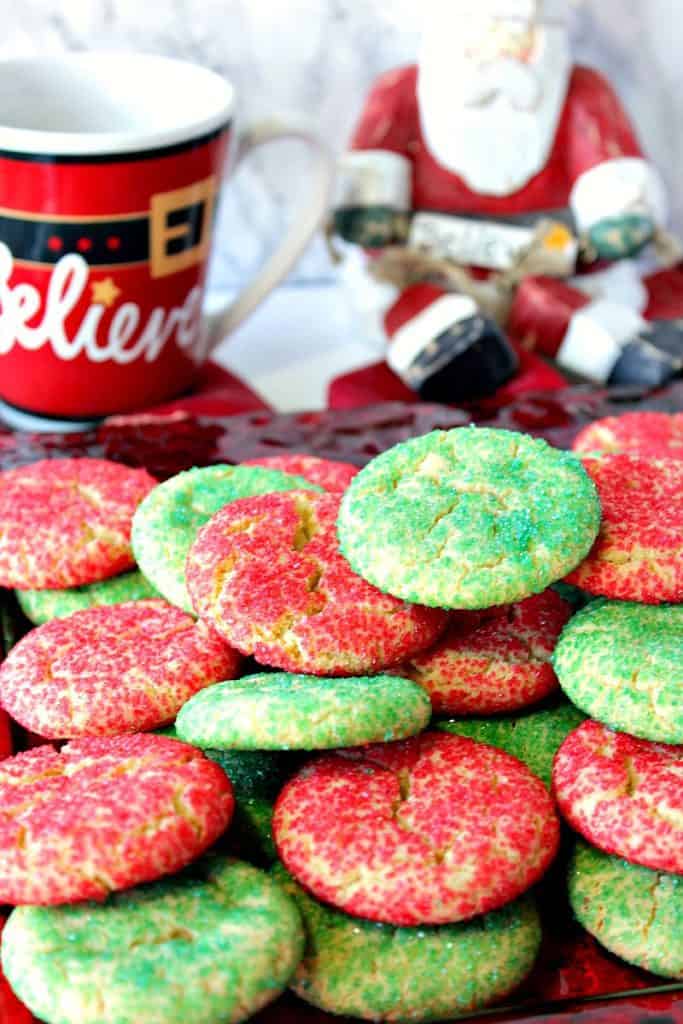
[0,420,677,1023]
[551,412,683,982]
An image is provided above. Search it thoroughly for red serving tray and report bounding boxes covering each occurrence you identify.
[1,387,682,1024]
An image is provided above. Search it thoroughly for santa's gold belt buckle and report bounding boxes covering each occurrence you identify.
[149,175,217,279]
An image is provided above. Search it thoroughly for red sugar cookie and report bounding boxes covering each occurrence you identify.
[0,600,241,738]
[553,719,683,875]
[573,412,683,460]
[243,455,359,493]
[399,590,572,715]
[0,458,157,589]
[565,455,683,604]
[187,491,448,676]
[0,734,233,905]
[273,731,560,926]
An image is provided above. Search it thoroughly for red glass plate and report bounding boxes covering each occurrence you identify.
[1,385,682,1024]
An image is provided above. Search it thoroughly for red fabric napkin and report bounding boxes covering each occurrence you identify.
[141,362,270,417]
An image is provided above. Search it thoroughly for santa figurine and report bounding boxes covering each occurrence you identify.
[331,0,683,407]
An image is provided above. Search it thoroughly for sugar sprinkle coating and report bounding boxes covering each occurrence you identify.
[274,732,559,926]
[273,863,541,1022]
[438,698,586,787]
[187,491,448,676]
[2,856,303,1024]
[158,727,287,866]
[244,454,359,493]
[398,590,572,715]
[17,569,159,625]
[176,673,432,751]
[337,428,601,609]
[132,465,321,612]
[0,599,241,738]
[157,723,292,800]
[573,411,683,459]
[0,458,157,590]
[565,455,683,604]
[553,600,683,744]
[553,720,683,874]
[0,735,234,905]
[569,839,683,979]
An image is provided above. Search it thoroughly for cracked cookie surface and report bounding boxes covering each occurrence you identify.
[573,412,683,460]
[17,569,160,625]
[176,672,432,750]
[132,465,321,613]
[565,454,683,603]
[243,454,359,493]
[0,599,241,738]
[553,600,683,744]
[273,731,560,926]
[0,458,157,590]
[553,720,683,874]
[438,698,586,787]
[186,491,448,676]
[2,856,303,1024]
[569,839,683,979]
[272,863,541,1022]
[0,735,234,905]
[337,428,600,609]
[398,590,572,715]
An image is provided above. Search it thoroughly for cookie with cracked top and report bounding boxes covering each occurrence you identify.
[0,458,157,590]
[0,599,241,738]
[397,589,572,715]
[272,862,541,1022]
[553,719,683,874]
[553,600,683,744]
[273,731,560,926]
[565,454,683,603]
[569,839,683,979]
[0,734,234,905]
[186,490,448,676]
[2,856,303,1024]
[132,464,322,613]
[337,428,600,609]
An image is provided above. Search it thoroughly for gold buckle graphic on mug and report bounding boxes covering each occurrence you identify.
[149,175,217,279]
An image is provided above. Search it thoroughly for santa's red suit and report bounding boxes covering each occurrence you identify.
[331,59,683,407]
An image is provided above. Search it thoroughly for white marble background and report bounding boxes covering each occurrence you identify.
[1,0,681,294]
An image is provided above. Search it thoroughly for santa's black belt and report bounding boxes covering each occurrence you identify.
[0,200,207,267]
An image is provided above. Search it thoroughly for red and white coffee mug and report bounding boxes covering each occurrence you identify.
[0,52,335,428]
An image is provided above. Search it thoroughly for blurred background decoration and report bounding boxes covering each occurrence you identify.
[3,0,680,299]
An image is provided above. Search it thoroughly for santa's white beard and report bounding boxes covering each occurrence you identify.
[417,27,572,198]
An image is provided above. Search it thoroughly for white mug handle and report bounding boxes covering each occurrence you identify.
[204,116,335,351]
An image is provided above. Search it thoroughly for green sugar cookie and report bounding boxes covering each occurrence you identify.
[437,699,587,787]
[230,797,278,866]
[551,582,594,610]
[156,724,290,800]
[569,840,683,979]
[16,570,159,624]
[132,465,321,612]
[337,428,601,609]
[156,727,284,866]
[553,600,683,743]
[2,856,304,1024]
[272,863,541,1022]
[176,672,432,750]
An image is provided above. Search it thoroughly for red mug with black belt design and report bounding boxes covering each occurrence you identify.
[0,53,334,429]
